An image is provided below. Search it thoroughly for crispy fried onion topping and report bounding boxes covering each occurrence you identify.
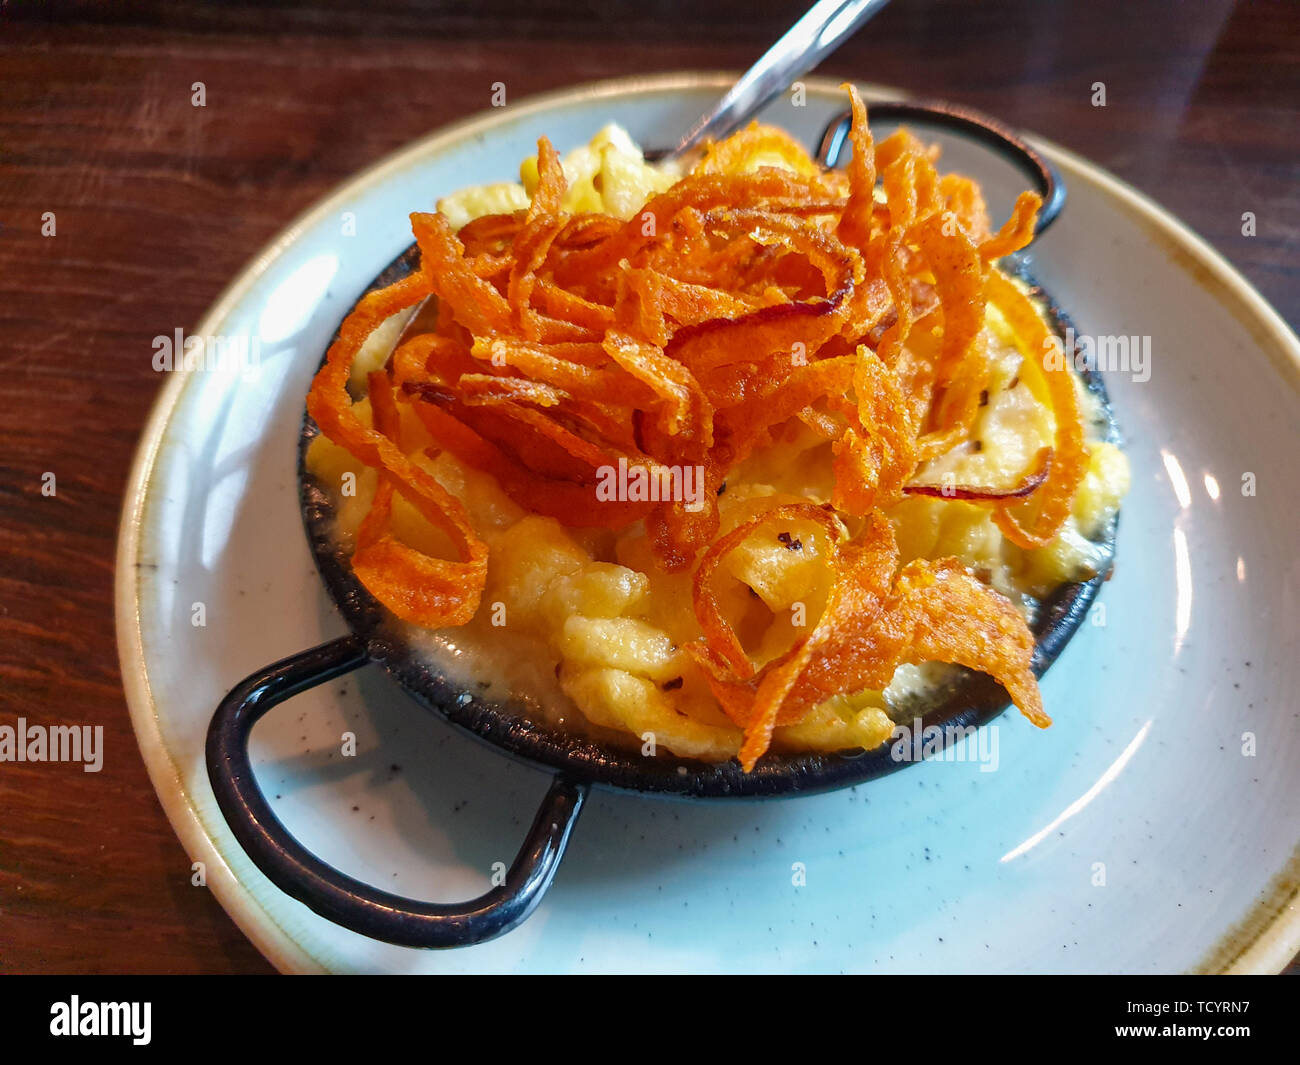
[688,509,1047,771]
[306,84,1078,766]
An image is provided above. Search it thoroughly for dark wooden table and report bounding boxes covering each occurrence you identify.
[1,0,1296,974]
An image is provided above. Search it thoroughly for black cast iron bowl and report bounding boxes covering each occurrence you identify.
[206,100,1119,950]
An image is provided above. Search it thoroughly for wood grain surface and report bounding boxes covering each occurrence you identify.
[0,0,1296,974]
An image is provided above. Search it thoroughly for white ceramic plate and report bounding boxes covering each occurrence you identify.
[116,74,1300,974]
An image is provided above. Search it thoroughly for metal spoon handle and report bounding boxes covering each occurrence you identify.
[661,0,891,161]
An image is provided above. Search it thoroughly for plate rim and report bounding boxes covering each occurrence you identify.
[114,70,1300,974]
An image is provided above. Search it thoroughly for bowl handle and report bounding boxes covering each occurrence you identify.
[205,634,588,949]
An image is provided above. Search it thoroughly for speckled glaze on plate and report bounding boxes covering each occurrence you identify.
[117,74,1300,974]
